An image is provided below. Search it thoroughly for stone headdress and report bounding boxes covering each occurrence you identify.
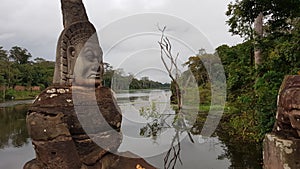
[53,0,102,85]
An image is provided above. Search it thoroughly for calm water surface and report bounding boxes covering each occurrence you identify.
[0,104,35,169]
[0,90,262,169]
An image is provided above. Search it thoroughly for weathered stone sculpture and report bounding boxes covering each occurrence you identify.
[24,0,156,169]
[263,75,300,169]
[53,0,103,86]
[24,0,121,168]
[273,75,300,138]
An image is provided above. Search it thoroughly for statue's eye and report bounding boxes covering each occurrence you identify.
[294,115,300,122]
[85,50,95,61]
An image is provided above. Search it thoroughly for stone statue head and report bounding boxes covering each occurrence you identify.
[53,0,103,86]
[274,75,300,138]
[73,32,103,86]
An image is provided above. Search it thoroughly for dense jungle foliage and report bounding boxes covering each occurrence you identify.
[221,0,300,141]
[183,0,300,142]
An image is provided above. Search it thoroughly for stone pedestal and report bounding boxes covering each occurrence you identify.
[24,85,123,169]
[24,85,157,169]
[263,133,300,169]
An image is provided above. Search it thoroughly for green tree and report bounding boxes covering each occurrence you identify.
[0,47,8,85]
[0,46,8,61]
[9,46,32,64]
[0,47,16,88]
[215,26,300,141]
[226,0,300,39]
[34,57,46,63]
[0,46,8,82]
[226,0,300,67]
[17,64,34,86]
[102,62,115,87]
[184,51,215,87]
[32,59,55,88]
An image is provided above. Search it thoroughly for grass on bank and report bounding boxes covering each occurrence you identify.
[0,89,40,101]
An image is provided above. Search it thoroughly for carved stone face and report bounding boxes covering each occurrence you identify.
[283,88,300,137]
[73,34,103,86]
[275,76,300,138]
[289,110,300,136]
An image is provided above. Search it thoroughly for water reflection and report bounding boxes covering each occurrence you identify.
[116,90,153,103]
[0,104,35,169]
[118,90,230,169]
[118,89,262,169]
[138,101,220,168]
[0,90,263,169]
[217,131,263,169]
[0,104,30,149]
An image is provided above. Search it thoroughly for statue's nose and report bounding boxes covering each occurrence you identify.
[97,66,101,72]
[91,64,100,72]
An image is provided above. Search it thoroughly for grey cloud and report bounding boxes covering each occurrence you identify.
[0,0,241,63]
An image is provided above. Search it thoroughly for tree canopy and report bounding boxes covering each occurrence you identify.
[9,46,32,64]
[0,46,55,90]
[219,0,300,141]
[226,0,300,39]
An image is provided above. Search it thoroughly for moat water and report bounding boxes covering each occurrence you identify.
[0,90,262,169]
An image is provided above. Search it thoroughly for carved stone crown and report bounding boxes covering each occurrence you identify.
[61,0,89,28]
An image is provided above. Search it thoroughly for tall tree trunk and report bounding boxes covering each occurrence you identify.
[254,12,263,68]
[3,85,5,101]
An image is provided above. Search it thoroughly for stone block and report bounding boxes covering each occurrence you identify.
[263,133,300,169]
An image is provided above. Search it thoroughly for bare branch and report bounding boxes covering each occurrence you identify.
[164,131,183,169]
[158,26,196,169]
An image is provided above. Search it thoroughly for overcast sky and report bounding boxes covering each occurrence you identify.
[0,0,242,82]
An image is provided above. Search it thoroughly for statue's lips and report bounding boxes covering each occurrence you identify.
[87,73,100,79]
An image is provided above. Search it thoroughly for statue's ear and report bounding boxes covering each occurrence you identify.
[67,46,76,77]
[68,46,76,58]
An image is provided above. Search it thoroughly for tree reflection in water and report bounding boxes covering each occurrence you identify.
[139,103,263,169]
[216,128,263,169]
[139,102,195,169]
[0,104,30,149]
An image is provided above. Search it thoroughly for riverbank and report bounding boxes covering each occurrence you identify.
[0,99,34,108]
[0,90,39,102]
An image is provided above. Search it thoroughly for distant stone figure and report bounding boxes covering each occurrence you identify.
[263,75,300,169]
[273,75,300,138]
